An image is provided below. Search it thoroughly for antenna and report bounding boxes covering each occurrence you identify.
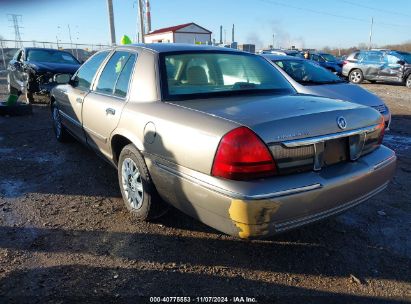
[8,14,23,48]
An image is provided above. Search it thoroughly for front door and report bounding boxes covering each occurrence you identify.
[82,51,137,158]
[58,50,111,141]
[379,53,403,82]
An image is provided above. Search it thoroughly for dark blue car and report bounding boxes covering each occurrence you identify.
[7,47,81,103]
[306,52,342,75]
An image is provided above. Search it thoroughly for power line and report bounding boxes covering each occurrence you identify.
[340,0,411,19]
[256,0,410,29]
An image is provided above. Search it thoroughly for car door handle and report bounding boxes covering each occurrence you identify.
[106,108,115,115]
[76,97,83,104]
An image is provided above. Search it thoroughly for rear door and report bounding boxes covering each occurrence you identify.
[379,53,403,82]
[82,50,137,158]
[58,50,110,141]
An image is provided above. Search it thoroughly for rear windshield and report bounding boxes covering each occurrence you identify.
[26,49,80,64]
[161,51,294,100]
[274,59,344,85]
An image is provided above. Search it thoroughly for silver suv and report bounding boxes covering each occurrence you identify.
[342,50,411,88]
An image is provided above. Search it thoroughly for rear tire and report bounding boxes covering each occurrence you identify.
[51,102,70,142]
[118,144,168,221]
[406,75,411,88]
[348,69,364,84]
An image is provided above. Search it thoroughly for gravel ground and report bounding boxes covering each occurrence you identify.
[0,77,410,303]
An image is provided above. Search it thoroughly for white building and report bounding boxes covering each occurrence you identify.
[144,22,212,44]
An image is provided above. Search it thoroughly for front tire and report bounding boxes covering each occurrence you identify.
[406,75,411,88]
[118,144,168,221]
[349,69,364,84]
[51,103,70,142]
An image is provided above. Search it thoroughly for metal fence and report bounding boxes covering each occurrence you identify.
[0,39,111,71]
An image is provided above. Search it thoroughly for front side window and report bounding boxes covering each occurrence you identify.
[385,54,401,65]
[274,59,343,85]
[74,51,109,90]
[161,52,294,100]
[395,51,411,64]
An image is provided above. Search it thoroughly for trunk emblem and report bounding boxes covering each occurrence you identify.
[337,116,347,129]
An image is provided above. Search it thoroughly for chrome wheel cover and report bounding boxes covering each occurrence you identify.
[407,77,411,88]
[52,106,62,137]
[121,158,144,209]
[350,71,361,83]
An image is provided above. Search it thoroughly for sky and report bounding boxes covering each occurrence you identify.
[0,0,410,50]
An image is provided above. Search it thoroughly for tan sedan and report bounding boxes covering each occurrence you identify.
[50,44,396,239]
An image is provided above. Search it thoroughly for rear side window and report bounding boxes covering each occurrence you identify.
[96,51,135,97]
[74,51,109,90]
[114,54,136,97]
[364,52,383,63]
[95,51,136,97]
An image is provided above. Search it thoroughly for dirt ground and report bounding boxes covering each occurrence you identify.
[0,74,410,303]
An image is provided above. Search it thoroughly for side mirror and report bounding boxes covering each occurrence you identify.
[397,60,405,65]
[54,73,71,84]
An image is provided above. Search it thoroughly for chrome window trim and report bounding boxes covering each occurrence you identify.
[280,124,379,147]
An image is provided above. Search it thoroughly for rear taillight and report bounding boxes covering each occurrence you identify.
[211,127,277,180]
[342,60,348,66]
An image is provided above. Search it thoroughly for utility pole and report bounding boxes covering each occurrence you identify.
[272,33,275,49]
[146,0,151,33]
[107,0,116,45]
[8,14,23,48]
[368,17,373,50]
[138,0,145,43]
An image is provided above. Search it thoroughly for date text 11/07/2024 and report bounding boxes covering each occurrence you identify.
[149,296,258,303]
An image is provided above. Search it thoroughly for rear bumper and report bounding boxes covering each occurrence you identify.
[147,145,396,239]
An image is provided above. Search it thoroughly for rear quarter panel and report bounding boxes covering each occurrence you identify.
[113,100,239,175]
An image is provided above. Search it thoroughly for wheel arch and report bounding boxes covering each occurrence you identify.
[111,131,145,166]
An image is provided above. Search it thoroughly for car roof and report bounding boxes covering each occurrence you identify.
[261,54,304,61]
[23,47,71,53]
[115,43,243,54]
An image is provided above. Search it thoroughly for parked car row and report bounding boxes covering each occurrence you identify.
[262,54,391,129]
[47,44,395,239]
